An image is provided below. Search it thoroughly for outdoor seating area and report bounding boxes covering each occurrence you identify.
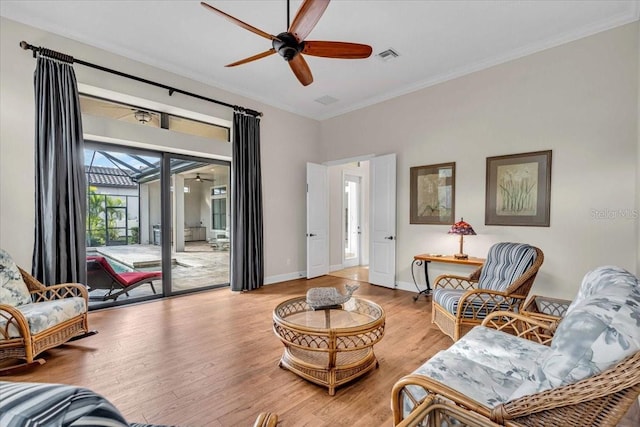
[85,242,230,304]
[86,256,161,301]
[209,229,231,251]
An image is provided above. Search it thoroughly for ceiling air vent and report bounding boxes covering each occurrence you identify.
[314,95,339,106]
[376,48,399,62]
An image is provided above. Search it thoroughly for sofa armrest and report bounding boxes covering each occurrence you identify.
[482,311,559,345]
[490,352,640,425]
[30,283,88,303]
[433,274,479,291]
[396,394,501,427]
[391,374,492,425]
[0,304,30,340]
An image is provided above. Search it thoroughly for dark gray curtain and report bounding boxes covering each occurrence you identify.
[230,111,263,291]
[32,56,87,285]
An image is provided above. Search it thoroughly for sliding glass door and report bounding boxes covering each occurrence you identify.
[84,142,230,308]
[166,154,230,294]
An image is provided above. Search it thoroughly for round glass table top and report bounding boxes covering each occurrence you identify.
[273,296,384,331]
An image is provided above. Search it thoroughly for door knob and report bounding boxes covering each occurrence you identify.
[307,233,317,237]
[384,236,394,240]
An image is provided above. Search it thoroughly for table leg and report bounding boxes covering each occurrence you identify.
[412,259,432,301]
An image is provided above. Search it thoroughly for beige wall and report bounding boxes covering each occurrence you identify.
[0,17,321,282]
[320,23,640,299]
[1,18,638,297]
[637,22,640,276]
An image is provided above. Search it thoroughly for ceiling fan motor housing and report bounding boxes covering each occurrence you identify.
[273,32,303,61]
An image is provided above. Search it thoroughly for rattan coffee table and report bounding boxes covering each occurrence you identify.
[273,296,385,395]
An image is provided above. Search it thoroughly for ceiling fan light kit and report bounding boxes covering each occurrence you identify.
[133,109,152,124]
[200,0,372,86]
[189,173,214,183]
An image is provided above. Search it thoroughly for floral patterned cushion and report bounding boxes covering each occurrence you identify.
[510,266,640,400]
[0,297,86,338]
[0,249,32,307]
[445,326,548,380]
[405,326,547,413]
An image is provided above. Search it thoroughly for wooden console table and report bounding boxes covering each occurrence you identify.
[411,254,485,301]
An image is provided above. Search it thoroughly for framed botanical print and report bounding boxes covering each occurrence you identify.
[485,150,552,226]
[410,162,455,224]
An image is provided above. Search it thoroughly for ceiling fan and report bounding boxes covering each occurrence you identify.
[200,0,373,86]
[187,173,214,183]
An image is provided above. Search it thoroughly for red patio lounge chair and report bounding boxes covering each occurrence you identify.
[86,256,161,301]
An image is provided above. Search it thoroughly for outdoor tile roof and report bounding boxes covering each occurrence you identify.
[87,166,136,188]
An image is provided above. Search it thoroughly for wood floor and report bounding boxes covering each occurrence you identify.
[2,276,453,426]
[328,266,369,282]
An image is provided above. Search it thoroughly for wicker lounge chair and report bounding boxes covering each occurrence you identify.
[392,265,640,427]
[0,249,94,373]
[432,242,543,341]
[86,256,161,301]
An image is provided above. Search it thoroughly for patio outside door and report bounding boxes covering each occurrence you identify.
[167,154,231,294]
[85,143,164,308]
[84,143,231,308]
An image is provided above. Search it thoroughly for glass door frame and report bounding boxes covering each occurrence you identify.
[85,142,230,309]
[162,152,231,297]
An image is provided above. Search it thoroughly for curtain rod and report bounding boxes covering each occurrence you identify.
[19,41,263,117]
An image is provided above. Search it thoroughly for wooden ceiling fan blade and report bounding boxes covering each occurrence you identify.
[225,49,276,67]
[288,0,330,43]
[289,55,313,86]
[200,2,279,41]
[302,41,372,59]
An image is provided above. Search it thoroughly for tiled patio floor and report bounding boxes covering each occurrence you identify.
[88,242,229,306]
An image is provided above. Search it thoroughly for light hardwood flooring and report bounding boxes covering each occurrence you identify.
[4,276,639,426]
[328,266,369,282]
[3,276,452,426]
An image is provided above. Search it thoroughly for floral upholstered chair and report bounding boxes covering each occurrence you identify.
[432,242,543,341]
[0,249,92,373]
[392,265,640,426]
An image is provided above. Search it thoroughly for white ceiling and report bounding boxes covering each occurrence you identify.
[1,1,638,120]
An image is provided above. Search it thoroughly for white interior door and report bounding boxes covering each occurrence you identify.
[369,154,397,287]
[307,162,329,278]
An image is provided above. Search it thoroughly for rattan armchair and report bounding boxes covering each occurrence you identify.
[393,265,640,427]
[393,311,640,427]
[0,265,93,373]
[432,242,543,341]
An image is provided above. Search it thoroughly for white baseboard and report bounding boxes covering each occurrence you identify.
[263,275,421,296]
[330,264,343,272]
[394,280,420,294]
[264,271,306,285]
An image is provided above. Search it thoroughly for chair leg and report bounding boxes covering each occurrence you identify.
[150,282,156,294]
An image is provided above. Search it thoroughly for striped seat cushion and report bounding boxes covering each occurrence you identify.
[433,289,513,317]
[478,243,537,291]
[0,381,129,427]
[0,381,176,427]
